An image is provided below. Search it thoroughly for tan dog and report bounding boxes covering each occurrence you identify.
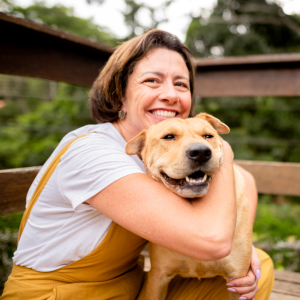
[125,113,252,300]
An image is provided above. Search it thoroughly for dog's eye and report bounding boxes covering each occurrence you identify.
[204,134,214,139]
[162,134,175,140]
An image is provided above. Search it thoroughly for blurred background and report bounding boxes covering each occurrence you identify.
[1,0,300,292]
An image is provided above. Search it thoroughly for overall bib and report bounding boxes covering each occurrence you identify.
[1,136,274,300]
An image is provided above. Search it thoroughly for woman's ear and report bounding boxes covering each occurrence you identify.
[125,130,147,155]
[195,113,230,134]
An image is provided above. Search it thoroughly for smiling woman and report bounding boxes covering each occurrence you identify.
[1,29,274,300]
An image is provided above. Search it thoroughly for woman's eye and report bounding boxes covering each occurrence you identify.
[204,134,214,139]
[162,134,175,140]
[145,78,158,83]
[175,82,188,89]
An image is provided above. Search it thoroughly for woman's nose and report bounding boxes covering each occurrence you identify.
[158,83,178,104]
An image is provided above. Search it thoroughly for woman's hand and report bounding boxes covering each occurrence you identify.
[226,245,261,300]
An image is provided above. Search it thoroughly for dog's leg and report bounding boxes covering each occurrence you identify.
[229,293,241,300]
[145,267,175,300]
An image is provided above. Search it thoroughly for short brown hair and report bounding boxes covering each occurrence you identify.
[89,29,195,123]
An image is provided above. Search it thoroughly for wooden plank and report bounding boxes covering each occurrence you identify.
[235,160,300,196]
[269,292,300,300]
[0,166,41,215]
[272,279,300,297]
[0,12,113,87]
[0,12,113,54]
[195,53,300,97]
[274,270,300,284]
[195,53,300,67]
[195,68,300,97]
[1,160,300,215]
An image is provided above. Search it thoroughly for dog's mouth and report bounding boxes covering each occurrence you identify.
[162,170,211,189]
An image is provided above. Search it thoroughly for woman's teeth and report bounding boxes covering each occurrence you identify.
[152,110,176,117]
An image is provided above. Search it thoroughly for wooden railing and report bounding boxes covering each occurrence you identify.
[1,11,300,299]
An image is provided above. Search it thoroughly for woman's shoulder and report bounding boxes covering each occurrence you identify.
[63,122,124,147]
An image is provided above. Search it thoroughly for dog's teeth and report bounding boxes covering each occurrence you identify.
[203,174,207,182]
[186,176,190,182]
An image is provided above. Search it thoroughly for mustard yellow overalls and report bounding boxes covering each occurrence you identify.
[1,136,274,300]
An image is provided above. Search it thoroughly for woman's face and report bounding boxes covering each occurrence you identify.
[121,48,192,136]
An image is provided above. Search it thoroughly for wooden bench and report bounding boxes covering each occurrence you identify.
[1,11,300,299]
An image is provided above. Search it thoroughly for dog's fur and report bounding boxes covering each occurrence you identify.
[125,113,252,300]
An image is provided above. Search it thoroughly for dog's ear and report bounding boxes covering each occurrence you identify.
[125,130,147,155]
[195,113,230,134]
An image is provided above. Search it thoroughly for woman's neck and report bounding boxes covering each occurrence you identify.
[112,120,138,143]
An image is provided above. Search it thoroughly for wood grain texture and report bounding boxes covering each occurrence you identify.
[272,279,300,297]
[0,12,113,54]
[0,166,41,215]
[274,270,300,284]
[269,292,300,300]
[195,53,300,97]
[235,160,300,196]
[0,12,112,87]
[195,53,300,67]
[195,68,300,97]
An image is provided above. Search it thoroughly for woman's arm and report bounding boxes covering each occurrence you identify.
[233,164,258,226]
[87,141,236,261]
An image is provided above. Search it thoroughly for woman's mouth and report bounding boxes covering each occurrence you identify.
[149,110,178,119]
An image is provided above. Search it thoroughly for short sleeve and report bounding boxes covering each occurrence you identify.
[57,133,144,211]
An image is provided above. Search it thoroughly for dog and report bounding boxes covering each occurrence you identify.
[125,113,252,300]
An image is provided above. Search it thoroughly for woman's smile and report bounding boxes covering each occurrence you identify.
[148,109,179,120]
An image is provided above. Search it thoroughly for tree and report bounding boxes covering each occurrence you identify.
[0,0,118,169]
[185,0,300,57]
[181,0,300,164]
[87,0,174,38]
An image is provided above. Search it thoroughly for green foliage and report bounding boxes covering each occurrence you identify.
[253,200,300,271]
[0,81,92,169]
[185,0,300,57]
[87,0,174,38]
[254,201,300,242]
[0,212,22,293]
[0,212,23,233]
[195,97,300,163]
[0,0,119,46]
[0,0,117,169]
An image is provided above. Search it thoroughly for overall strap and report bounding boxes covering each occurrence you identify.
[18,135,87,242]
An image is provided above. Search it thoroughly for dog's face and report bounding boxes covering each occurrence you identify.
[125,113,230,198]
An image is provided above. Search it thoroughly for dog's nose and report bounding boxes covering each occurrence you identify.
[186,144,212,164]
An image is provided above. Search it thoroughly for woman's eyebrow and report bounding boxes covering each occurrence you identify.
[175,75,189,82]
[140,71,189,81]
[140,71,164,78]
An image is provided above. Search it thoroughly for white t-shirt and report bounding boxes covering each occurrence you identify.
[13,123,146,272]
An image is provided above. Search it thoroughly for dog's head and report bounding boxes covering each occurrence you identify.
[125,113,230,198]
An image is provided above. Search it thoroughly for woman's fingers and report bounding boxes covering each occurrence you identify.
[227,268,256,287]
[227,268,259,299]
[227,277,258,298]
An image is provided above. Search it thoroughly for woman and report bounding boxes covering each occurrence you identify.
[1,29,274,300]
